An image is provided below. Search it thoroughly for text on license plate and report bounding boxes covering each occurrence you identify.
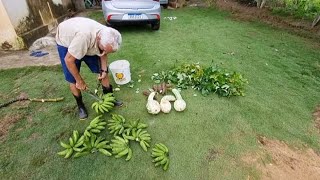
[128,14,142,19]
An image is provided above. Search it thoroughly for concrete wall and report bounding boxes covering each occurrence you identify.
[0,1,24,50]
[0,0,74,50]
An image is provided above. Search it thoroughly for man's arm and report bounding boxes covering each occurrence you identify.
[98,55,108,80]
[65,52,87,90]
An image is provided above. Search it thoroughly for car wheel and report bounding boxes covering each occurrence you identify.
[151,23,160,30]
[162,4,168,9]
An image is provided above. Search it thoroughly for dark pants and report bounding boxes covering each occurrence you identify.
[57,44,100,84]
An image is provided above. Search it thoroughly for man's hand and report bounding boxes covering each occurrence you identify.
[76,79,87,90]
[98,72,107,80]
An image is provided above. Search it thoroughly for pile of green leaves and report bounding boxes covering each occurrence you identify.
[151,63,248,97]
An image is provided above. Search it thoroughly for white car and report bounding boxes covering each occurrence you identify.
[102,0,161,30]
[160,0,168,8]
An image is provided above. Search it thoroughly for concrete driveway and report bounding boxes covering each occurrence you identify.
[0,46,60,70]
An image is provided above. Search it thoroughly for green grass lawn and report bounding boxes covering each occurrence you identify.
[1,7,320,180]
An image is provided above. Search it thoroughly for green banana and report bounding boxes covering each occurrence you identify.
[112,147,127,154]
[117,148,129,157]
[110,136,133,160]
[96,140,108,149]
[152,151,164,157]
[107,114,126,136]
[98,122,107,126]
[94,136,104,147]
[126,149,132,161]
[69,137,74,147]
[73,147,83,152]
[73,130,79,142]
[84,116,107,136]
[60,141,71,149]
[160,157,167,165]
[153,155,165,162]
[73,134,112,158]
[90,129,101,133]
[98,148,112,156]
[155,161,162,167]
[64,148,73,158]
[155,144,166,152]
[96,125,105,130]
[115,136,126,143]
[57,149,69,156]
[137,122,148,129]
[163,159,170,171]
[144,141,150,148]
[73,151,90,158]
[123,134,135,141]
[91,94,115,114]
[159,143,169,153]
[140,141,148,152]
[151,143,170,171]
[84,130,91,137]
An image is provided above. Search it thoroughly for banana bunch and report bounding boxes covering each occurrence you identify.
[122,129,151,152]
[74,134,112,158]
[110,136,133,161]
[123,119,148,136]
[135,129,151,152]
[152,143,170,171]
[84,115,107,137]
[107,114,126,135]
[91,93,115,114]
[58,130,84,158]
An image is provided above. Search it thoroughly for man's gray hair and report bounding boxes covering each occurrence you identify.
[99,27,122,51]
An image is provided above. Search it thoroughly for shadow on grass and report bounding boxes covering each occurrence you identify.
[111,24,158,33]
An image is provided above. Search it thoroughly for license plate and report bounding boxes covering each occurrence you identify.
[128,14,142,19]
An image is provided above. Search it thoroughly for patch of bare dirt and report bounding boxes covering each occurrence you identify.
[0,92,31,141]
[243,136,320,180]
[0,114,23,141]
[214,0,320,42]
[206,148,222,161]
[27,132,40,141]
[313,106,320,133]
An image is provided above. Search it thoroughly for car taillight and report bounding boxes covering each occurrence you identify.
[152,14,160,20]
[107,15,112,21]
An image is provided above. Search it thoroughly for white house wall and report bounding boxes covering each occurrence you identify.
[0,0,74,50]
[1,0,29,28]
[0,0,24,49]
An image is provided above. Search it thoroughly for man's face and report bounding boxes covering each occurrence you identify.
[98,43,115,57]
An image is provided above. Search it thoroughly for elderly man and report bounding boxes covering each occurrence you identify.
[56,17,122,120]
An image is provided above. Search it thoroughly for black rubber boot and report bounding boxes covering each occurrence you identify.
[73,95,88,120]
[102,85,123,107]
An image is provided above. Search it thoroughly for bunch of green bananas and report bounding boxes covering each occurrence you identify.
[74,134,112,158]
[123,129,151,152]
[152,143,170,171]
[107,114,126,135]
[110,136,133,161]
[84,115,107,137]
[123,119,148,136]
[136,129,151,152]
[58,130,84,158]
[91,93,115,114]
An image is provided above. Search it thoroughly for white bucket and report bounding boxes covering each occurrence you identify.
[109,60,131,85]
